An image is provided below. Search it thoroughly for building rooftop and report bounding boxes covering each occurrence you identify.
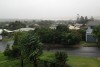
[87,20,100,26]
[68,25,80,30]
[14,28,35,32]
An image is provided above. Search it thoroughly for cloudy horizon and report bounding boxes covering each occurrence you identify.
[0,0,100,20]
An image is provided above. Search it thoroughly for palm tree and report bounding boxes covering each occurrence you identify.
[20,33,43,67]
[55,51,68,67]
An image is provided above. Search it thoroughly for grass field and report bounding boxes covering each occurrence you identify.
[0,52,100,67]
[80,41,97,47]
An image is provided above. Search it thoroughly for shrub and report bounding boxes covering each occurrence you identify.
[4,44,21,58]
[55,51,68,67]
[11,45,21,58]
[3,44,12,57]
[61,32,81,46]
[78,29,86,41]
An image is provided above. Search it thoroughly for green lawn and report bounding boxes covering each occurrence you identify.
[0,52,100,67]
[2,37,13,42]
[80,41,97,47]
[68,56,100,67]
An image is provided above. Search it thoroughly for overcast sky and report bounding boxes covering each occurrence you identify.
[0,0,100,20]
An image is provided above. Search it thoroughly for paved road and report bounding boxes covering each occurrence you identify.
[47,47,100,57]
[68,47,100,57]
[0,41,100,57]
[0,41,13,52]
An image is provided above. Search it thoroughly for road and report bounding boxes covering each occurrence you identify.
[0,41,13,52]
[47,47,100,57]
[0,41,100,57]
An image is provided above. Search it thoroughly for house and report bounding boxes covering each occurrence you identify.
[68,25,80,30]
[14,28,35,32]
[0,29,13,40]
[74,23,83,28]
[86,20,100,42]
[3,29,13,33]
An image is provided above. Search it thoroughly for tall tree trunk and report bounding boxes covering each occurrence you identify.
[44,61,48,67]
[96,37,100,47]
[21,56,24,67]
[21,51,24,67]
[34,59,38,67]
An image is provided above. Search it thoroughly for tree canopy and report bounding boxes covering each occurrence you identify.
[93,25,100,46]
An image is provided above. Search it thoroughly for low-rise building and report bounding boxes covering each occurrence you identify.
[14,28,35,32]
[86,20,100,42]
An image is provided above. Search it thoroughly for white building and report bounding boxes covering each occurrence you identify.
[14,28,35,32]
[86,20,100,42]
[0,29,13,40]
[68,25,80,30]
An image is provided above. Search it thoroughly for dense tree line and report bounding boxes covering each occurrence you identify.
[33,24,82,46]
[77,16,94,24]
[8,21,26,30]
[1,21,26,30]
